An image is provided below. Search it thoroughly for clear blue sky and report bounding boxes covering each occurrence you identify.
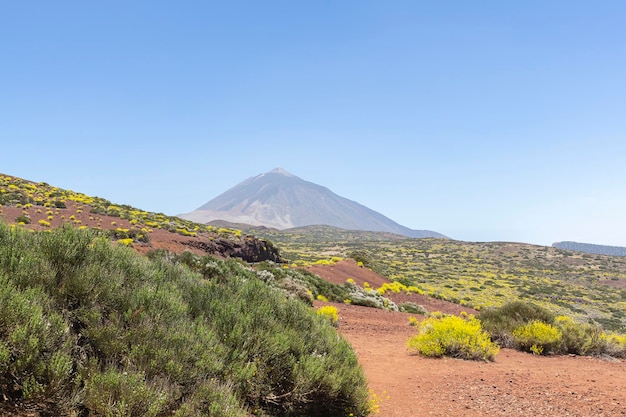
[2,1,625,246]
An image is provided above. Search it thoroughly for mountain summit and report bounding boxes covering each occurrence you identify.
[179,168,445,238]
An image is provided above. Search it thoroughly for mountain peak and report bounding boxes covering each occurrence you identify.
[268,167,296,177]
[179,170,446,238]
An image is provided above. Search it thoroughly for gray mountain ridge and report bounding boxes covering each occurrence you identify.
[179,168,446,239]
[552,241,626,257]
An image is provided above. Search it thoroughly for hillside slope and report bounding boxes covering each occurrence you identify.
[0,173,281,262]
[249,226,626,331]
[179,168,446,238]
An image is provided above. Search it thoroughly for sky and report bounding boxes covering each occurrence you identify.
[1,1,625,246]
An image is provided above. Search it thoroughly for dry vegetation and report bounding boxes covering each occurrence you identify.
[249,226,626,331]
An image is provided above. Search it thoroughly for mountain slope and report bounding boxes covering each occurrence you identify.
[179,168,446,238]
[553,241,626,256]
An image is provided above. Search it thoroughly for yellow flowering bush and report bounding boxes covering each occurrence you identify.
[316,294,329,302]
[316,305,339,327]
[407,315,499,361]
[512,321,562,355]
[376,281,424,295]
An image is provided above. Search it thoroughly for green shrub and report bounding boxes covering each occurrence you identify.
[554,315,607,355]
[0,221,370,417]
[83,367,171,417]
[344,281,398,311]
[478,302,626,357]
[407,315,499,361]
[201,276,369,416]
[478,301,555,348]
[172,379,246,417]
[399,302,428,315]
[0,275,77,413]
[512,321,562,355]
[349,250,384,274]
[15,214,31,224]
[604,333,626,358]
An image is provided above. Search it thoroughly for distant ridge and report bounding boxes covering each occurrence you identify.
[552,241,626,257]
[179,168,446,239]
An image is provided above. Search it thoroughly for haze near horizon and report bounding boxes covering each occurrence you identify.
[1,1,625,246]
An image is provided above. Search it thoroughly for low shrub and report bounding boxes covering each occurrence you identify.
[512,321,562,355]
[478,301,555,348]
[317,305,340,327]
[399,302,428,315]
[479,302,626,357]
[277,277,314,304]
[272,264,350,303]
[345,281,398,311]
[407,315,499,361]
[604,333,626,358]
[83,367,173,417]
[15,214,31,224]
[554,316,606,355]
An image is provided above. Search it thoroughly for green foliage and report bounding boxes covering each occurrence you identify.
[348,250,384,275]
[0,277,74,405]
[83,367,173,417]
[407,315,500,361]
[512,321,563,355]
[478,301,555,347]
[479,302,626,357]
[15,214,31,224]
[398,302,428,315]
[0,220,370,417]
[603,333,626,358]
[553,316,607,355]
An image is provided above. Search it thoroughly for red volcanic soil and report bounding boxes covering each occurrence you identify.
[0,202,278,261]
[309,260,477,316]
[313,261,626,417]
[0,202,203,255]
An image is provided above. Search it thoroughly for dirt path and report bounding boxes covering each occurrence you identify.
[333,302,626,417]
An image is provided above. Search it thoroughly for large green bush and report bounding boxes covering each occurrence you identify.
[553,315,607,356]
[0,222,370,416]
[478,301,555,348]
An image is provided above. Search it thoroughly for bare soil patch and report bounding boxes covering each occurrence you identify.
[0,203,276,261]
[310,260,477,316]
